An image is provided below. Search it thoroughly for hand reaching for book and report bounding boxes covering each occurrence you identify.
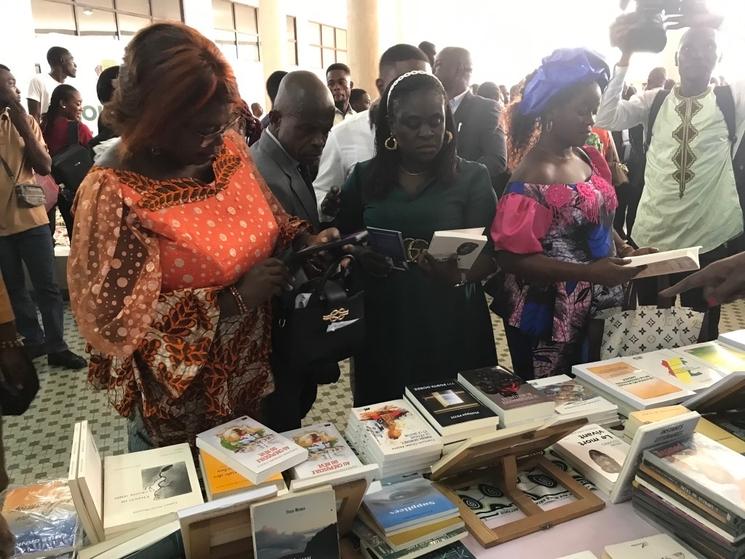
[660,251,745,305]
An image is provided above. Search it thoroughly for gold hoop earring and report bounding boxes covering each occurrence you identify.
[445,131,453,144]
[384,135,398,151]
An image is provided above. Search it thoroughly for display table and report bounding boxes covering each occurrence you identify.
[463,497,658,558]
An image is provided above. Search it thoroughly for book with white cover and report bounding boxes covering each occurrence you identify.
[674,341,745,375]
[428,230,487,270]
[196,415,308,484]
[528,375,618,424]
[77,517,179,559]
[347,400,442,459]
[103,442,203,536]
[573,359,695,412]
[624,349,724,392]
[609,411,700,504]
[624,246,700,279]
[719,329,745,353]
[554,424,630,494]
[77,420,105,542]
[557,553,599,559]
[602,533,696,559]
[68,421,100,544]
[283,422,363,481]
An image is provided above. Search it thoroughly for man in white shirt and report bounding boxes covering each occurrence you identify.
[27,46,77,122]
[313,44,430,216]
[595,11,745,337]
[326,63,355,126]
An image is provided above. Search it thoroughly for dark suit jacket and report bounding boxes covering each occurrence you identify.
[453,91,507,190]
[250,131,320,231]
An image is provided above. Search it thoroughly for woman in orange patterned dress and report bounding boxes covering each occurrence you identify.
[68,23,338,450]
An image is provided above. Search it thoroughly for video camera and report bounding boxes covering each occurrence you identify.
[619,0,706,53]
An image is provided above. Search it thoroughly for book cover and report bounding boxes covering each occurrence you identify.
[609,411,700,504]
[3,480,78,558]
[77,420,105,542]
[103,442,203,536]
[366,227,408,271]
[349,400,441,457]
[458,367,552,411]
[719,329,745,352]
[250,485,339,559]
[404,380,497,433]
[574,360,693,410]
[645,432,745,518]
[528,375,617,417]
[675,341,745,374]
[363,478,457,533]
[623,405,689,442]
[625,350,724,392]
[199,450,283,500]
[624,246,700,279]
[554,424,630,488]
[283,422,362,480]
[428,230,487,270]
[196,416,308,483]
[354,518,467,559]
[603,533,695,559]
[68,421,99,545]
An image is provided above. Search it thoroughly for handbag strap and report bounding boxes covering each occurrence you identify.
[67,120,79,147]
[0,153,15,181]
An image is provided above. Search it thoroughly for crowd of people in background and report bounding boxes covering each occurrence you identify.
[1,4,744,493]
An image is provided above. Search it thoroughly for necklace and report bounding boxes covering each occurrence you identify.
[400,167,426,177]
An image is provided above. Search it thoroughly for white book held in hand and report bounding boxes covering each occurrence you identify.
[602,533,696,559]
[608,410,699,504]
[428,229,487,270]
[196,415,308,484]
[624,246,701,279]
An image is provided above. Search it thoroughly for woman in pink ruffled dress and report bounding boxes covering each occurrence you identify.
[490,48,654,380]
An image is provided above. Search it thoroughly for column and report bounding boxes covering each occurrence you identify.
[258,0,287,107]
[346,0,380,97]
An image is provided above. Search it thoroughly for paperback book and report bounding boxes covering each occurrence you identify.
[403,379,498,443]
[3,480,78,559]
[527,375,618,426]
[554,424,630,494]
[674,341,745,374]
[623,246,700,279]
[198,450,284,501]
[457,366,554,427]
[572,359,694,412]
[644,432,745,518]
[624,349,724,392]
[196,415,308,484]
[427,229,487,270]
[250,485,340,559]
[602,533,696,559]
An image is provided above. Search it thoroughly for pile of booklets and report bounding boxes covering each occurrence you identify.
[633,432,745,559]
[527,375,619,427]
[355,477,466,558]
[457,366,555,427]
[403,379,499,452]
[345,400,443,479]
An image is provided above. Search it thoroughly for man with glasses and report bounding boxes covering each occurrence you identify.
[596,11,745,339]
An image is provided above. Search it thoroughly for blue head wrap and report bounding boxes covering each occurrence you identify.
[519,48,610,117]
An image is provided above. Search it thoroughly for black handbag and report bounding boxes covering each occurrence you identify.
[51,122,93,193]
[274,258,365,369]
[0,351,39,415]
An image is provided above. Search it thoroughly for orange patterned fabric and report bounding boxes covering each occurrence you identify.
[69,131,307,447]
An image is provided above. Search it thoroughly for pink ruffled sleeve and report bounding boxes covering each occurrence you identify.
[490,193,552,254]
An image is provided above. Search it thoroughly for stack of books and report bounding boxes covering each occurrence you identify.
[633,433,745,558]
[197,449,285,501]
[283,422,378,490]
[345,400,442,479]
[356,477,465,557]
[602,534,696,558]
[457,366,555,427]
[195,415,308,484]
[554,423,630,495]
[573,358,695,416]
[67,420,203,542]
[403,379,499,452]
[621,405,690,444]
[527,375,619,426]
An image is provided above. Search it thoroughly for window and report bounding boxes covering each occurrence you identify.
[31,0,183,36]
[212,0,259,61]
[287,16,298,66]
[309,21,347,69]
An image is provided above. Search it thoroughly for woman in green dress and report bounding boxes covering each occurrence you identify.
[336,71,498,406]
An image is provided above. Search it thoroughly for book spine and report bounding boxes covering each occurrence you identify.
[640,461,745,533]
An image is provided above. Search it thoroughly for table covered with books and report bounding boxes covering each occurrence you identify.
[7,332,745,559]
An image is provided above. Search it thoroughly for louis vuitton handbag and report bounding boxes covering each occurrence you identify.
[274,257,365,369]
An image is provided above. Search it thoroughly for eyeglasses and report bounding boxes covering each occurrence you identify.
[196,114,242,141]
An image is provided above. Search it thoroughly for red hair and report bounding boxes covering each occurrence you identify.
[103,22,240,152]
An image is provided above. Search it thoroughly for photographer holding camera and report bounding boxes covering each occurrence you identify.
[596,0,745,339]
